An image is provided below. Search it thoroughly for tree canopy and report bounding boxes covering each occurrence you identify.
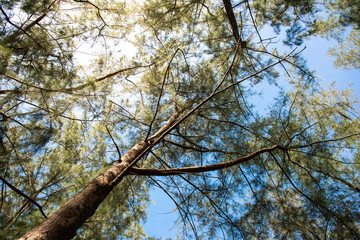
[0,0,360,239]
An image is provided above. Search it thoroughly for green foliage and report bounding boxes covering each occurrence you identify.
[326,0,360,28]
[313,0,360,69]
[1,0,360,239]
[329,29,360,70]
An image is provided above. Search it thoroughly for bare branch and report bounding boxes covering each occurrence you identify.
[149,151,245,237]
[288,133,360,150]
[129,145,280,176]
[312,168,360,194]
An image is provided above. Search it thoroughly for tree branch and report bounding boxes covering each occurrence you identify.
[0,63,154,95]
[0,176,47,219]
[129,145,280,176]
[313,168,360,193]
[111,52,292,183]
[222,0,241,42]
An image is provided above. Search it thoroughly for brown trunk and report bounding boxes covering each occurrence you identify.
[20,111,180,240]
[19,141,149,240]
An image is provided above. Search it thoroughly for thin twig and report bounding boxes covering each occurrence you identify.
[105,126,121,160]
[269,152,360,238]
[0,176,47,219]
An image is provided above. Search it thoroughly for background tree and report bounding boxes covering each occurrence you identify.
[0,0,359,239]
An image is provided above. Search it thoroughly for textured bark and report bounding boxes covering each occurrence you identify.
[19,141,149,240]
[19,112,180,240]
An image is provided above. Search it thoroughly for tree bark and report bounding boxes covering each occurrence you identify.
[19,112,180,240]
[222,0,247,48]
[223,0,240,42]
[19,141,148,240]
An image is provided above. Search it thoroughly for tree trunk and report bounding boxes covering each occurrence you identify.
[20,112,180,240]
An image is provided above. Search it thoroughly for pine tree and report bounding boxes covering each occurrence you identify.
[0,0,359,239]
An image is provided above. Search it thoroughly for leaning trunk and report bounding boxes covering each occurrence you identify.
[20,112,180,240]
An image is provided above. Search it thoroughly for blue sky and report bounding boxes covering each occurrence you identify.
[144,187,179,239]
[142,34,360,239]
[302,36,360,95]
